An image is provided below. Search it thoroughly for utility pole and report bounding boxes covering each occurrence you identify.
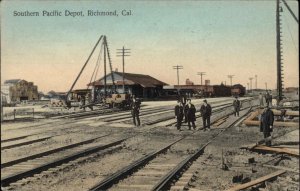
[265,82,268,90]
[247,83,249,92]
[227,75,234,86]
[249,77,253,91]
[276,0,284,102]
[255,75,258,89]
[173,65,183,86]
[197,72,206,85]
[117,46,130,93]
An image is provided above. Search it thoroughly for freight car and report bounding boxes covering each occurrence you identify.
[231,84,246,97]
[212,84,231,97]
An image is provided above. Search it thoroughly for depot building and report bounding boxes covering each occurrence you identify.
[88,72,168,99]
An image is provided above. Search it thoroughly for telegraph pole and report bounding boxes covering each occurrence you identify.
[249,77,253,91]
[247,83,249,92]
[197,72,206,85]
[265,82,268,90]
[173,65,183,85]
[117,46,130,93]
[255,75,258,89]
[276,0,284,102]
[227,75,234,86]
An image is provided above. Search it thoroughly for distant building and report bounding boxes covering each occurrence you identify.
[88,72,168,99]
[1,79,38,103]
[285,87,298,93]
[163,85,214,98]
[46,91,67,100]
[205,80,210,86]
[185,79,194,85]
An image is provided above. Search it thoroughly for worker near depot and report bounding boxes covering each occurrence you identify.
[131,95,141,127]
[185,99,196,130]
[260,106,274,146]
[233,96,241,117]
[200,99,212,131]
[174,100,184,131]
[259,93,264,107]
[265,91,273,107]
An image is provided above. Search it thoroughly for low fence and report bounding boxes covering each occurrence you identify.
[2,108,35,121]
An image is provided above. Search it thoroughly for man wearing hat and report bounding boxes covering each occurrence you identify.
[200,99,212,131]
[233,96,241,117]
[174,100,184,131]
[185,99,196,130]
[260,106,274,146]
[131,95,141,127]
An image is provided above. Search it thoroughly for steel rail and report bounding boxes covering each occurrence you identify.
[148,102,234,126]
[152,107,253,191]
[89,106,253,191]
[164,99,253,127]
[51,107,116,119]
[1,136,53,150]
[103,108,172,122]
[1,134,111,169]
[1,137,127,187]
[88,137,185,191]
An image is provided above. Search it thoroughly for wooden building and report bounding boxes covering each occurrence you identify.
[1,79,38,103]
[88,72,168,99]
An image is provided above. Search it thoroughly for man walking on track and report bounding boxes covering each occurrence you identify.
[174,100,184,131]
[233,96,241,117]
[260,106,274,146]
[185,99,196,130]
[200,99,212,131]
[131,95,141,127]
[259,93,264,107]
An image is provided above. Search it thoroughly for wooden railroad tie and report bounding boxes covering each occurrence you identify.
[225,170,286,191]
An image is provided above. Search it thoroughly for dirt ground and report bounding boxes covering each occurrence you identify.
[1,97,299,191]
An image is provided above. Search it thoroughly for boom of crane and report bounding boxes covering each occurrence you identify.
[65,35,131,110]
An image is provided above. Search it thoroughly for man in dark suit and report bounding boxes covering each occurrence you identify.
[233,96,241,117]
[260,106,274,146]
[200,99,212,131]
[185,99,196,130]
[131,95,141,127]
[174,100,184,131]
[265,92,270,107]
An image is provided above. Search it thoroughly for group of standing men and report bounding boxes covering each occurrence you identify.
[175,98,212,131]
[259,91,273,107]
[175,97,242,131]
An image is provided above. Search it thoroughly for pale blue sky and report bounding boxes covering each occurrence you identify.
[1,0,298,92]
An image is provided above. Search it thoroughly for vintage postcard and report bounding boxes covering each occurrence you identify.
[1,0,299,190]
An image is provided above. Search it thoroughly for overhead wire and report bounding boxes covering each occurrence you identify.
[282,6,298,54]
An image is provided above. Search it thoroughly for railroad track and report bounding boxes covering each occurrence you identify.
[124,98,253,126]
[163,99,253,127]
[1,102,252,188]
[88,106,253,191]
[1,125,107,150]
[102,100,239,125]
[0,107,170,146]
[2,107,122,133]
[1,99,253,151]
[1,134,128,187]
[1,100,254,189]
